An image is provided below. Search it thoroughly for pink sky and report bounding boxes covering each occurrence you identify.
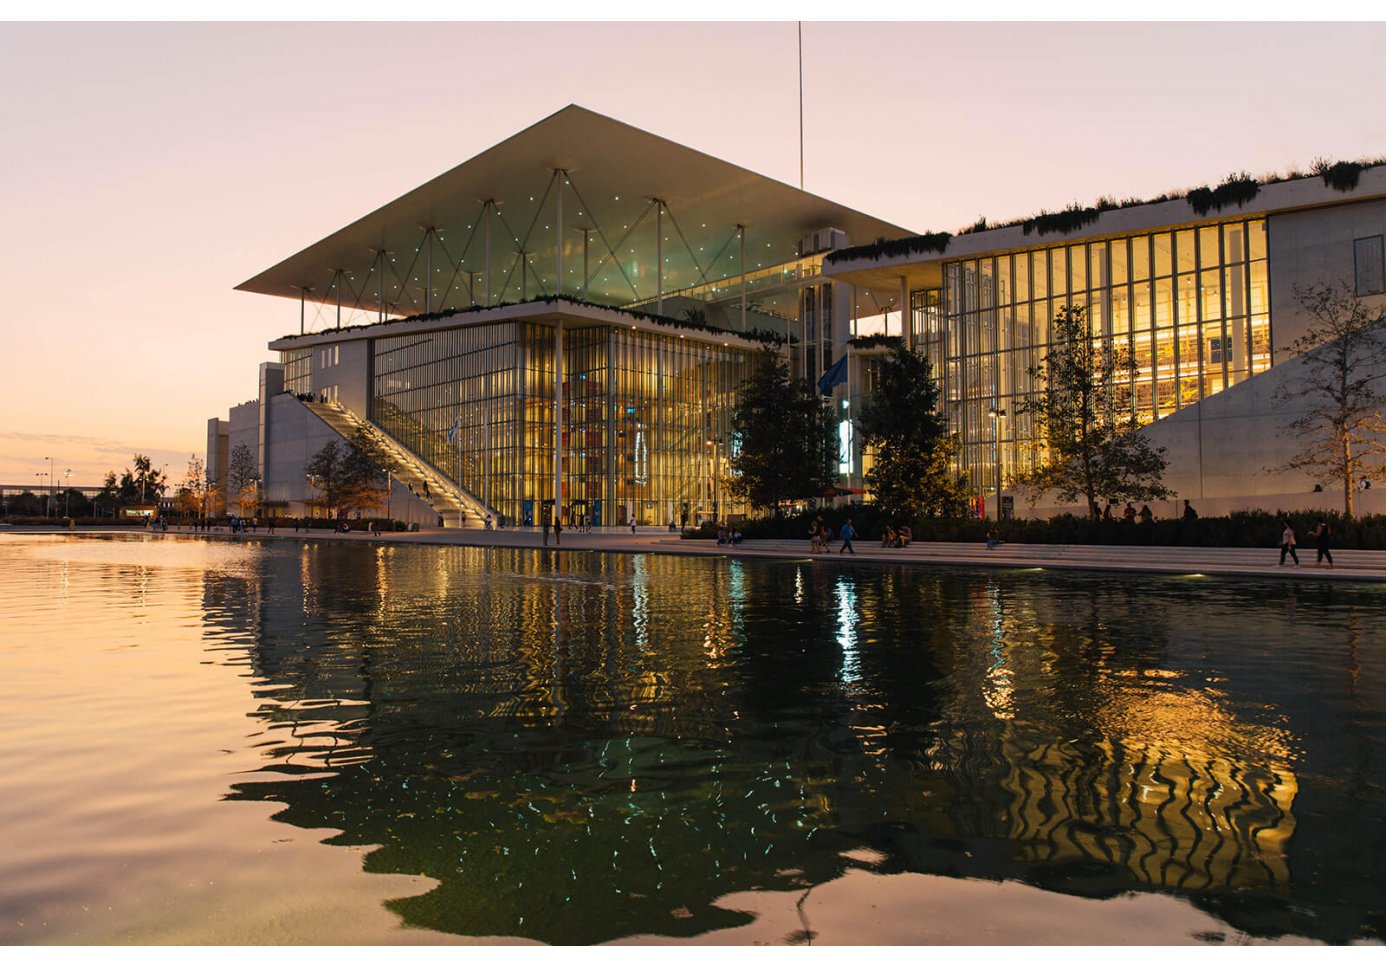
[2,21,1384,488]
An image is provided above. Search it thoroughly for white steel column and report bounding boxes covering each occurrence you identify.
[656,200,664,315]
[484,201,493,306]
[377,251,386,324]
[554,323,564,526]
[334,271,342,330]
[738,224,746,330]
[554,171,564,298]
[900,275,908,346]
[299,288,305,336]
[582,229,589,301]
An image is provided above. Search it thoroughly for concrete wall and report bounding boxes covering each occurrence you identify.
[307,338,372,416]
[205,418,229,513]
[1016,348,1386,519]
[1268,199,1386,350]
[260,394,439,526]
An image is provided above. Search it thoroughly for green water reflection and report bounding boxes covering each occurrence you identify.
[205,542,1383,943]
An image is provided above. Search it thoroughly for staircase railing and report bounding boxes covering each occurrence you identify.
[305,399,500,525]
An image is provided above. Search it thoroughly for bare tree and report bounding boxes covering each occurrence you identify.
[1275,281,1386,518]
[227,444,259,517]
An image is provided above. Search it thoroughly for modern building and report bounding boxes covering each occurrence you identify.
[212,105,1386,525]
[827,168,1386,517]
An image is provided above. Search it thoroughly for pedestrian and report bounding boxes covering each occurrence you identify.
[839,518,856,554]
[629,519,636,535]
[554,517,563,546]
[1138,504,1153,525]
[986,529,1001,550]
[542,515,551,546]
[1123,502,1136,523]
[1279,520,1300,568]
[1183,499,1198,521]
[1103,500,1117,521]
[1309,520,1334,568]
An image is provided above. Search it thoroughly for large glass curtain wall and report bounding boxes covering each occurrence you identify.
[602,328,748,527]
[371,321,750,526]
[940,220,1270,495]
[372,322,547,518]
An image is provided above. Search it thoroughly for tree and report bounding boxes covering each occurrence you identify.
[728,348,836,513]
[340,426,395,514]
[1015,304,1171,517]
[305,431,395,518]
[176,455,207,518]
[94,472,121,516]
[1275,281,1386,518]
[227,444,259,516]
[120,454,167,504]
[856,343,969,516]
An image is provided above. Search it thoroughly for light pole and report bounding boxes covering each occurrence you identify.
[34,472,45,515]
[64,469,71,517]
[45,456,54,517]
[987,406,1007,520]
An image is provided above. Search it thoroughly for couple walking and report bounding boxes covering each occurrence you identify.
[1280,520,1333,568]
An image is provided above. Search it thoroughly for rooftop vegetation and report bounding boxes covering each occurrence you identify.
[823,155,1386,266]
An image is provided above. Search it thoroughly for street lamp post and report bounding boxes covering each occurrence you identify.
[987,406,1007,520]
[34,472,45,515]
[45,456,54,517]
[64,469,71,517]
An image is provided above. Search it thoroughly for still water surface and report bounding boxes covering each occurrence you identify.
[1,533,1382,944]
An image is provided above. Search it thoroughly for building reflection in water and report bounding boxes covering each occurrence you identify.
[203,544,1383,944]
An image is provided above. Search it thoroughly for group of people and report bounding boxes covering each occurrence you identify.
[1099,499,1158,524]
[808,516,857,554]
[715,525,743,546]
[880,524,913,548]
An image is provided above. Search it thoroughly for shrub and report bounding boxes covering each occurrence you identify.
[684,508,1386,549]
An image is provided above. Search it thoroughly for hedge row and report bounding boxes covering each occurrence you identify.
[691,507,1386,550]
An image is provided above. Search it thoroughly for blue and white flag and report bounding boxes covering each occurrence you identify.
[817,355,848,396]
[446,415,460,444]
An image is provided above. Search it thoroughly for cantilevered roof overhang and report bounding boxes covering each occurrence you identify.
[238,105,914,323]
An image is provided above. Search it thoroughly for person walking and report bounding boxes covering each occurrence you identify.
[1310,520,1334,568]
[1138,504,1153,525]
[554,517,563,546]
[1279,520,1300,568]
[1183,499,1198,521]
[542,515,551,546]
[839,518,856,554]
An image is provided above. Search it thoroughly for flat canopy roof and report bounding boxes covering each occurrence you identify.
[237,105,912,321]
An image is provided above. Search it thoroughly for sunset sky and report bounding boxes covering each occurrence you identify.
[2,20,1384,488]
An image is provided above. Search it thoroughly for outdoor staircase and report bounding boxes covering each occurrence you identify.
[303,399,498,528]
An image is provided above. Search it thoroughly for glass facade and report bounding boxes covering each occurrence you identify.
[283,348,311,396]
[365,320,751,527]
[936,219,1271,495]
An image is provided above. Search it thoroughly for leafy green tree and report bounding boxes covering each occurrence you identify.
[304,440,346,515]
[1015,304,1171,518]
[94,472,121,515]
[118,454,167,505]
[728,348,835,513]
[856,343,969,517]
[1275,281,1386,518]
[306,431,396,517]
[341,426,395,513]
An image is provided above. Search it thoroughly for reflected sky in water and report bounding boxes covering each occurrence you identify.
[0,533,1383,944]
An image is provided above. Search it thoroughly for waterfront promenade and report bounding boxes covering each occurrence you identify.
[8,523,1386,582]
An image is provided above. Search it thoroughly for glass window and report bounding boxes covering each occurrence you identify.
[1355,236,1385,296]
